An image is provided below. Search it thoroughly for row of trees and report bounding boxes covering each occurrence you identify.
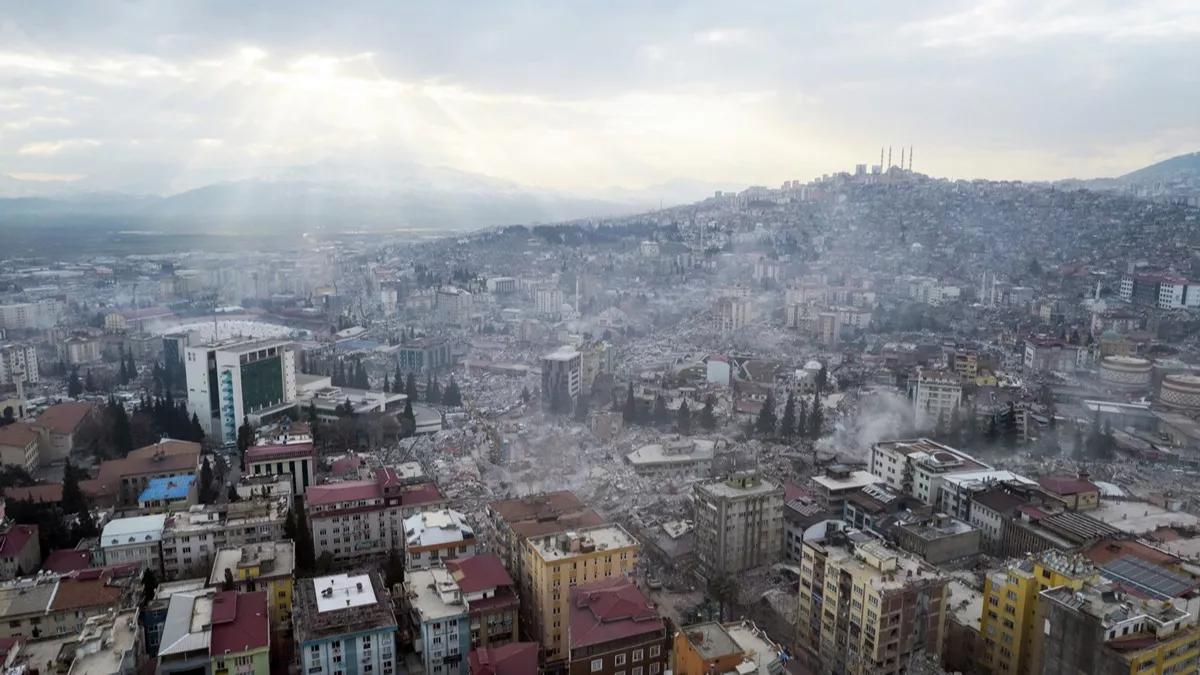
[386,370,463,406]
[81,394,206,461]
[756,390,825,440]
[617,385,718,433]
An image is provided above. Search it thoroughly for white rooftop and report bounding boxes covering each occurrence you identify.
[158,590,214,657]
[626,440,716,467]
[404,509,474,548]
[313,573,378,614]
[1090,501,1200,535]
[405,567,468,622]
[813,471,881,491]
[543,348,580,361]
[941,470,1034,488]
[530,525,639,562]
[101,514,167,548]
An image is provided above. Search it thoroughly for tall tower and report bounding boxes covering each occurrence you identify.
[879,147,884,171]
[909,146,914,171]
[900,147,906,172]
[888,146,892,169]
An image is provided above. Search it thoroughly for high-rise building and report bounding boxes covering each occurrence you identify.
[523,525,640,667]
[712,297,753,332]
[797,528,949,674]
[184,338,298,443]
[979,550,1098,675]
[536,288,566,318]
[0,344,37,386]
[869,439,990,506]
[911,368,963,429]
[436,286,473,325]
[693,473,785,581]
[541,348,582,411]
[396,338,452,374]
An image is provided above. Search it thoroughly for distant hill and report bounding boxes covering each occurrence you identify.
[1122,151,1200,181]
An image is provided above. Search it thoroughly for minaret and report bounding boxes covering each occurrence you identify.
[909,146,913,171]
[888,146,892,170]
[900,147,906,172]
[880,147,884,172]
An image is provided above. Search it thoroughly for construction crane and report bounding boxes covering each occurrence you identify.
[463,394,506,465]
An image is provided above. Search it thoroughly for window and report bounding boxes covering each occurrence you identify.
[591,659,604,672]
[649,645,661,657]
[988,596,999,607]
[632,668,643,675]
[1005,604,1016,615]
[1005,590,1018,601]
[650,665,660,675]
[633,649,643,662]
[615,653,626,666]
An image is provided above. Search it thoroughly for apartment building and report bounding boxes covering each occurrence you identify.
[0,522,39,581]
[568,578,667,675]
[0,300,64,330]
[910,368,962,429]
[1023,337,1079,373]
[436,286,473,325]
[157,589,271,675]
[401,554,520,675]
[101,514,167,573]
[869,439,990,506]
[404,509,479,570]
[693,473,784,581]
[209,540,296,634]
[396,337,453,373]
[160,496,289,580]
[100,439,202,508]
[294,573,398,675]
[244,440,315,498]
[979,550,1098,675]
[673,620,785,675]
[0,344,37,385]
[0,565,140,640]
[30,400,95,464]
[0,423,39,473]
[712,297,754,332]
[797,528,949,674]
[305,474,447,566]
[541,348,582,411]
[524,526,640,667]
[1041,582,1200,675]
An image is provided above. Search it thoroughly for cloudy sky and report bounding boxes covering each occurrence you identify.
[2,0,1199,193]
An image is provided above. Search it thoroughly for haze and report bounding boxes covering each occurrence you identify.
[3,0,1199,194]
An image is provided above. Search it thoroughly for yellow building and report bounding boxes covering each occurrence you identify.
[1040,582,1200,675]
[979,550,1098,675]
[797,529,949,674]
[209,540,295,633]
[522,524,639,665]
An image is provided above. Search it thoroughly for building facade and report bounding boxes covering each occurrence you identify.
[294,573,398,675]
[306,474,447,566]
[0,344,37,385]
[185,338,298,444]
[541,349,583,411]
[693,473,784,581]
[568,578,667,675]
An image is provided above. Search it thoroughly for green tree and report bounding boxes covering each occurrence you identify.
[84,369,96,393]
[400,400,416,438]
[677,400,692,435]
[141,569,159,606]
[816,366,828,393]
[236,417,254,459]
[699,394,717,431]
[652,395,670,427]
[442,378,463,407]
[189,413,205,444]
[796,399,808,439]
[382,373,390,395]
[707,575,740,622]
[199,457,215,504]
[384,548,406,589]
[61,461,86,515]
[392,364,402,393]
[780,392,796,440]
[756,392,777,436]
[68,368,83,398]
[108,398,133,457]
[808,390,824,439]
[405,373,418,401]
[623,383,638,425]
[521,387,531,405]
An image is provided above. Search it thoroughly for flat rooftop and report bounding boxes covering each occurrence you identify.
[543,348,580,362]
[404,567,467,622]
[314,573,377,613]
[947,580,984,631]
[725,621,781,675]
[626,441,716,467]
[681,622,740,661]
[698,474,782,500]
[1090,501,1200,535]
[530,525,639,562]
[813,470,881,492]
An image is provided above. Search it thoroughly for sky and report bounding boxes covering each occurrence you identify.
[1,0,1199,194]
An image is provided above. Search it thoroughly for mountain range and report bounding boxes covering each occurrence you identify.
[0,160,741,231]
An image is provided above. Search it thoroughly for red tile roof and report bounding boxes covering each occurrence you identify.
[444,554,513,594]
[1039,476,1099,496]
[305,480,380,507]
[0,422,38,449]
[330,455,366,477]
[569,578,663,650]
[41,549,92,574]
[3,479,112,504]
[401,482,445,507]
[244,442,314,467]
[32,402,94,435]
[0,524,35,559]
[783,481,812,502]
[469,643,539,675]
[210,590,270,655]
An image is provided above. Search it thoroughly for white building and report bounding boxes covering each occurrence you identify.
[535,288,565,318]
[185,338,298,444]
[0,300,64,330]
[912,368,963,429]
[0,344,37,385]
[541,348,582,410]
[403,509,479,570]
[436,287,473,325]
[101,514,167,572]
[639,241,660,257]
[869,439,991,506]
[712,297,753,332]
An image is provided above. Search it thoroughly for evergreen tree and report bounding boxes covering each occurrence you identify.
[109,398,133,457]
[236,417,254,459]
[141,569,158,606]
[780,392,796,440]
[574,393,590,422]
[623,383,638,425]
[228,485,240,502]
[125,348,137,384]
[1072,426,1086,461]
[384,548,407,589]
[405,373,418,401]
[808,390,824,439]
[521,387,531,405]
[383,374,390,395]
[653,395,670,427]
[400,400,416,438]
[431,378,442,404]
[677,399,692,435]
[199,456,215,504]
[61,461,86,515]
[796,399,808,438]
[699,394,717,431]
[119,359,129,387]
[425,375,435,403]
[756,392,777,436]
[442,378,463,407]
[84,369,96,393]
[68,367,83,398]
[816,366,828,393]
[393,364,403,393]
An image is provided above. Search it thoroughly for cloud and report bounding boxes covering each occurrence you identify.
[0,0,1197,193]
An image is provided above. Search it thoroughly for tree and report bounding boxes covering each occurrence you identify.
[199,457,215,505]
[68,367,83,398]
[141,569,159,606]
[677,400,692,435]
[442,378,463,407]
[521,387,532,405]
[707,575,740,622]
[623,383,638,425]
[574,393,590,422]
[699,394,716,431]
[384,548,406,590]
[108,398,133,457]
[756,392,777,436]
[119,358,129,387]
[61,461,86,515]
[796,399,808,439]
[652,395,670,427]
[816,366,828,393]
[808,390,824,439]
[222,567,236,591]
[236,417,254,459]
[227,484,240,502]
[425,375,435,403]
[189,413,205,443]
[399,400,416,438]
[780,392,796,440]
[0,407,13,428]
[393,364,403,393]
[405,373,418,401]
[382,373,390,395]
